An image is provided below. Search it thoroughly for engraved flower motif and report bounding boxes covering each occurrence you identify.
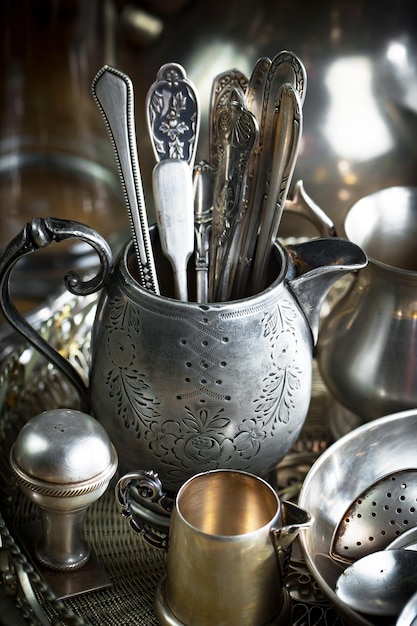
[272,330,296,369]
[183,433,222,463]
[166,407,235,475]
[107,329,135,369]
[147,420,180,457]
[234,418,266,459]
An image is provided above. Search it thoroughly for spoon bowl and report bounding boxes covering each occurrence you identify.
[335,549,417,616]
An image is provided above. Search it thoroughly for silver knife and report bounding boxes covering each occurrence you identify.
[146,63,200,301]
[92,65,159,294]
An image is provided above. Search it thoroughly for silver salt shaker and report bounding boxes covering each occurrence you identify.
[10,408,118,571]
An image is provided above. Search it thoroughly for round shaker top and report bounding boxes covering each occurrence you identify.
[12,409,116,484]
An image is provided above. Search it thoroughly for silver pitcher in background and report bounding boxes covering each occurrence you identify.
[318,186,417,423]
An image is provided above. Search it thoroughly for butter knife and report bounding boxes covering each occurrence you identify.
[92,65,159,294]
[146,63,200,301]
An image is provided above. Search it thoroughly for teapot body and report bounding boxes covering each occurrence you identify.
[90,240,313,493]
[0,216,366,496]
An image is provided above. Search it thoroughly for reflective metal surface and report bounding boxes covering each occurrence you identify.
[335,549,417,617]
[318,186,417,421]
[119,0,417,238]
[298,409,417,626]
[10,409,118,573]
[0,218,366,495]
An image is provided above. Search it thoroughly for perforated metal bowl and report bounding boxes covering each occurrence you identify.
[298,409,417,626]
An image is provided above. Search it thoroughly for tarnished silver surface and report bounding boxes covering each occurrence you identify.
[193,160,215,303]
[10,409,118,572]
[318,186,417,422]
[0,216,113,404]
[208,68,249,168]
[232,51,307,297]
[0,286,342,625]
[117,469,311,626]
[251,81,303,292]
[335,550,417,617]
[298,409,417,626]
[208,86,258,301]
[330,469,417,564]
[0,218,365,495]
[146,63,200,167]
[92,65,160,294]
[147,63,199,301]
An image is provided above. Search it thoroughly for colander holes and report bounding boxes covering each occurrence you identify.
[369,536,375,542]
[395,530,401,535]
[401,483,407,489]
[410,507,416,513]
[386,492,392,498]
[381,530,386,536]
[404,519,409,525]
[384,505,390,510]
[396,508,402,513]
[372,501,377,506]
[389,520,395,525]
[357,499,362,504]
[400,495,406,501]
[356,541,362,546]
[345,517,351,523]
[371,512,376,517]
[357,513,362,518]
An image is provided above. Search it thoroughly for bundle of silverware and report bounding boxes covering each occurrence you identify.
[92,50,306,303]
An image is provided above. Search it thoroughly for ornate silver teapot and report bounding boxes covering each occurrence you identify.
[0,215,366,495]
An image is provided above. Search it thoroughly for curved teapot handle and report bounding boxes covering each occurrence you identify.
[284,180,336,237]
[0,217,113,408]
[115,470,173,550]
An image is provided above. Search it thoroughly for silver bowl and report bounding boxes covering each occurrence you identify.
[298,409,417,626]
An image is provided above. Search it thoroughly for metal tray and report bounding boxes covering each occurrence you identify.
[0,288,344,625]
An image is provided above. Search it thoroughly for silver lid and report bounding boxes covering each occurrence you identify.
[11,409,116,485]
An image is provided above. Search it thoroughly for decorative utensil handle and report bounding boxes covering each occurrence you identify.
[92,65,160,294]
[115,470,172,550]
[0,217,113,406]
[284,179,336,237]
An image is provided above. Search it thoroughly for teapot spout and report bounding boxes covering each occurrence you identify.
[286,238,367,344]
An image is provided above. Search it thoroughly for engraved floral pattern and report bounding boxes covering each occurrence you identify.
[105,297,160,434]
[158,406,237,482]
[103,292,304,481]
[253,300,302,429]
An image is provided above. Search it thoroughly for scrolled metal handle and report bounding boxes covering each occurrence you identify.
[0,217,113,407]
[284,179,336,238]
[115,470,173,550]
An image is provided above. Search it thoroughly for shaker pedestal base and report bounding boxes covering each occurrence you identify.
[15,521,112,600]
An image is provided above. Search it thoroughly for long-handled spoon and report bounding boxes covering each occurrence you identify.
[335,549,417,616]
[146,63,200,301]
[92,65,159,294]
[233,51,306,297]
[208,87,258,301]
[250,82,302,292]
